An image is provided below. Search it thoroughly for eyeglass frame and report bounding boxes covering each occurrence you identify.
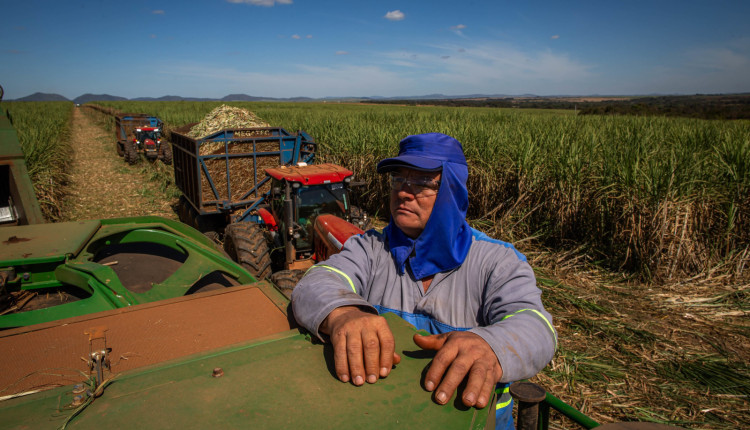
[389,174,441,196]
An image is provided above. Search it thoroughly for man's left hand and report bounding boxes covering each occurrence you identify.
[413,331,503,409]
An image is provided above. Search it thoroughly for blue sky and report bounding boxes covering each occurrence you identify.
[2,0,749,100]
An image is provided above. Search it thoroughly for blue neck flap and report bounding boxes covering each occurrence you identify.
[384,160,472,279]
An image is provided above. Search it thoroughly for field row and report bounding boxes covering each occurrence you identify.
[6,100,750,282]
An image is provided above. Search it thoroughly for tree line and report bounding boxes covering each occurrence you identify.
[368,94,750,120]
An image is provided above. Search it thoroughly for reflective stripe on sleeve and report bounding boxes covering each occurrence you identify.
[308,265,357,292]
[501,308,558,348]
[495,384,512,410]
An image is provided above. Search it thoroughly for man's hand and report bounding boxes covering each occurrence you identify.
[320,306,402,386]
[413,331,503,409]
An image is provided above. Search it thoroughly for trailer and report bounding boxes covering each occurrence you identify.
[170,125,370,286]
[170,125,315,225]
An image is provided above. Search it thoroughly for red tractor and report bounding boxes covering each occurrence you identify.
[115,114,172,165]
[169,126,370,296]
[132,125,172,164]
[224,162,369,292]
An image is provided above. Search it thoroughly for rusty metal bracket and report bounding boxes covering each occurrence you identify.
[84,326,112,394]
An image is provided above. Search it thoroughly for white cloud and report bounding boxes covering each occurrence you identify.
[450,24,466,37]
[636,41,750,94]
[377,43,595,94]
[306,35,312,39]
[685,46,749,71]
[162,63,416,98]
[227,0,292,6]
[291,34,301,40]
[336,51,349,55]
[550,35,559,40]
[385,10,405,21]
[152,10,165,15]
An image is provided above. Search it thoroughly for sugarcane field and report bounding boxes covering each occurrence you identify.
[1,97,748,429]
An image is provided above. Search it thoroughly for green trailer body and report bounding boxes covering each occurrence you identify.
[0,289,492,429]
[0,216,258,329]
[0,108,45,226]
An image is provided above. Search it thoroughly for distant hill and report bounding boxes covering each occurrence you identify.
[73,94,128,104]
[10,91,524,103]
[221,94,268,102]
[131,95,217,102]
[14,92,70,102]
[220,94,317,102]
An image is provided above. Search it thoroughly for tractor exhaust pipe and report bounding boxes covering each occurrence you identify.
[284,181,295,268]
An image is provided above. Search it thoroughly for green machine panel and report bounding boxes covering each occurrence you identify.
[0,311,491,429]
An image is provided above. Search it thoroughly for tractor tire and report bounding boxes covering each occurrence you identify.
[223,222,272,280]
[270,269,306,299]
[116,141,124,157]
[177,196,196,227]
[124,140,139,165]
[203,230,221,244]
[158,142,173,165]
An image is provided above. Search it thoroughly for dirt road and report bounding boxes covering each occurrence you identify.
[61,107,178,221]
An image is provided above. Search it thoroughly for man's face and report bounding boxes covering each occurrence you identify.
[389,167,441,239]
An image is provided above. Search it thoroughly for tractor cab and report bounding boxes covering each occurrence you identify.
[265,163,360,269]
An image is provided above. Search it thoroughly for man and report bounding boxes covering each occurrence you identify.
[292,132,556,428]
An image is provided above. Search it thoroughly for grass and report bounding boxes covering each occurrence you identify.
[2,101,73,221]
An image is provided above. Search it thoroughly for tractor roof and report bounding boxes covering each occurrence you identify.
[265,163,353,185]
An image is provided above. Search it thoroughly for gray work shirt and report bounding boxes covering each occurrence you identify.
[291,228,557,383]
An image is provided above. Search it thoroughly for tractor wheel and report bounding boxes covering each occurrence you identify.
[270,269,306,299]
[158,142,173,165]
[124,140,139,165]
[116,141,124,157]
[223,222,272,280]
[177,196,193,226]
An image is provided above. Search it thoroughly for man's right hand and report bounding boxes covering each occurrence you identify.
[320,306,401,386]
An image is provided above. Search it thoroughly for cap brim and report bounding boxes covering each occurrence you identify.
[376,155,443,173]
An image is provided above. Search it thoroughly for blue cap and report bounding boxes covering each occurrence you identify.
[376,133,467,173]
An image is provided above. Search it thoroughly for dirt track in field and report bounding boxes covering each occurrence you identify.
[61,107,178,221]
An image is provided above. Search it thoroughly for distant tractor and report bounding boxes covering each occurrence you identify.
[169,126,369,296]
[114,114,172,165]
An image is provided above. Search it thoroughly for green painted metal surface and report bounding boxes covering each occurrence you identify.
[0,313,491,429]
[0,108,45,225]
[0,216,259,329]
[0,110,25,159]
[0,220,100,262]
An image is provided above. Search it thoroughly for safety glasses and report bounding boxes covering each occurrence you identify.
[389,174,441,197]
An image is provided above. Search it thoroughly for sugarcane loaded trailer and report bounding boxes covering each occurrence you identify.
[114,113,172,165]
[169,125,370,294]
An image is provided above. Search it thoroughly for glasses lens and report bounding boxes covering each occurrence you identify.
[390,175,439,196]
